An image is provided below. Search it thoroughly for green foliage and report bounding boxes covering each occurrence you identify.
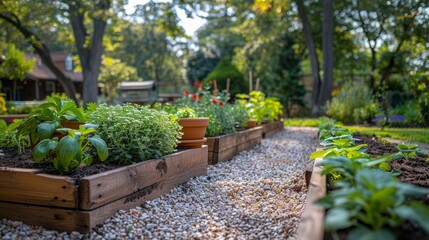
[390,100,424,126]
[236,91,283,124]
[346,126,429,144]
[317,169,429,237]
[0,119,28,152]
[326,82,379,123]
[283,118,324,127]
[395,143,428,160]
[86,104,180,164]
[33,124,108,172]
[176,108,198,119]
[204,58,247,97]
[0,45,35,81]
[17,97,86,145]
[99,57,140,103]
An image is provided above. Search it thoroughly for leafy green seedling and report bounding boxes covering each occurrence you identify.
[33,124,108,172]
[396,143,428,160]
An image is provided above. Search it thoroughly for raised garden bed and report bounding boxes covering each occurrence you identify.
[206,126,263,165]
[298,134,429,240]
[0,114,29,123]
[261,120,284,138]
[0,146,208,233]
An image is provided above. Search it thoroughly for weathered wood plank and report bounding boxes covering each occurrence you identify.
[0,201,91,232]
[297,158,326,240]
[0,168,77,208]
[88,156,207,229]
[79,146,208,210]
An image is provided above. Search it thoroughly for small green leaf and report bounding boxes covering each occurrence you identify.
[57,136,79,171]
[309,150,326,160]
[324,208,353,231]
[33,139,57,163]
[37,121,59,140]
[89,135,109,161]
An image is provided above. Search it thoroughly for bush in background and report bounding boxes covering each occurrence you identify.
[326,82,379,124]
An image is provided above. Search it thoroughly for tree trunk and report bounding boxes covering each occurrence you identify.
[0,12,78,103]
[369,47,376,90]
[295,0,322,115]
[319,0,334,110]
[68,1,110,106]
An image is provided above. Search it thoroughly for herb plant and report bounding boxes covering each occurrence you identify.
[176,108,198,119]
[17,96,86,145]
[33,124,108,172]
[86,104,180,164]
[236,91,283,124]
[0,119,28,153]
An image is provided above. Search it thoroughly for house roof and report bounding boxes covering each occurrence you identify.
[25,52,83,82]
[119,81,155,90]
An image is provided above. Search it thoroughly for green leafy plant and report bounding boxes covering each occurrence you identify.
[176,107,198,118]
[86,103,180,164]
[0,119,29,153]
[310,144,369,161]
[236,91,283,124]
[33,124,108,172]
[396,143,428,160]
[17,96,86,145]
[317,168,429,239]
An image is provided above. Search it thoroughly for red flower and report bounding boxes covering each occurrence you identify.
[213,89,219,95]
[212,98,217,104]
[198,96,202,100]
[219,102,224,106]
[8,119,14,123]
[183,90,189,95]
[192,94,197,100]
[193,81,198,86]
[210,79,214,84]
[198,82,203,87]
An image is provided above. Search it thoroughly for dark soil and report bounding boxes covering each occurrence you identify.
[324,133,429,240]
[0,147,123,182]
[354,133,429,189]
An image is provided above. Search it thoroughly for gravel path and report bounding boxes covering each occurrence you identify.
[0,127,318,240]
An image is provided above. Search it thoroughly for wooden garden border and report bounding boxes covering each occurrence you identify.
[206,126,263,165]
[261,120,284,138]
[0,146,208,233]
[297,158,326,240]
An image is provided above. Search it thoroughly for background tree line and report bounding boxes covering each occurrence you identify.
[0,0,427,119]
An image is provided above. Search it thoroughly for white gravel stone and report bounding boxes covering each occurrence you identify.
[0,127,317,239]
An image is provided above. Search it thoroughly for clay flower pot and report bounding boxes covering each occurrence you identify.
[178,118,209,148]
[246,119,257,129]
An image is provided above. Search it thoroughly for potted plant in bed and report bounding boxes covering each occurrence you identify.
[176,107,209,148]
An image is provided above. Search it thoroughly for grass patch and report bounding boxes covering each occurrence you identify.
[346,126,429,144]
[283,118,323,127]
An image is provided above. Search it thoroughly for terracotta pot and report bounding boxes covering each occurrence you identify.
[178,118,209,148]
[246,119,257,129]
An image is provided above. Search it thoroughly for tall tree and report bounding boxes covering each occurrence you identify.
[318,0,334,108]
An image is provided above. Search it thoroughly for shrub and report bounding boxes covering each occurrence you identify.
[326,82,378,124]
[0,119,28,153]
[87,104,180,164]
[390,100,424,126]
[236,91,283,124]
[204,58,247,97]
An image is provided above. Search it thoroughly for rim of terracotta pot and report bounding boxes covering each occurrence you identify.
[178,117,209,127]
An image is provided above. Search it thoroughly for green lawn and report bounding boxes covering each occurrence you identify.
[345,126,429,144]
[283,118,323,127]
[284,118,429,144]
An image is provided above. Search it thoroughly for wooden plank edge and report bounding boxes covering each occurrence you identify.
[297,158,326,240]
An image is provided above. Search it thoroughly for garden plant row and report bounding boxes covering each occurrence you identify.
[0,85,284,233]
[298,118,429,240]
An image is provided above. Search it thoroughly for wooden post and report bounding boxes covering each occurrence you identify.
[249,71,253,93]
[226,78,230,93]
[214,80,218,90]
[35,79,40,100]
[255,78,260,91]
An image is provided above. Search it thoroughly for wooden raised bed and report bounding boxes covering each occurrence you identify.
[206,126,263,165]
[0,146,208,233]
[261,120,284,138]
[297,158,326,240]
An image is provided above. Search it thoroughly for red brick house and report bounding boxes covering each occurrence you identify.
[0,52,83,101]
